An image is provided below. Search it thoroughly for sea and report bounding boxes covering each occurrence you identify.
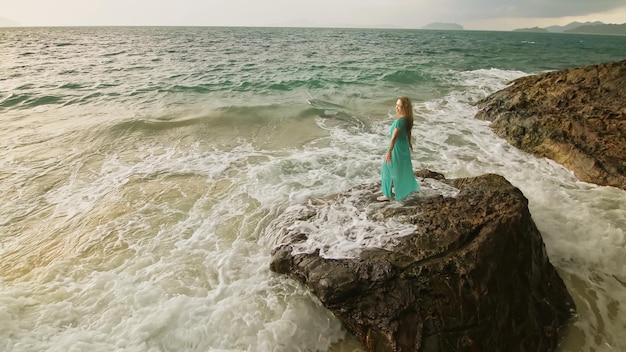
[1,26,625,352]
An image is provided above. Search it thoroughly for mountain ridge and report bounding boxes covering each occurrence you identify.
[422,22,464,30]
[514,21,626,35]
[0,16,21,27]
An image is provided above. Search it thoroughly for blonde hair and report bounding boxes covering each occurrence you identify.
[397,96,414,133]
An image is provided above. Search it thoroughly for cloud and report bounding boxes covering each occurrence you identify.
[2,0,625,28]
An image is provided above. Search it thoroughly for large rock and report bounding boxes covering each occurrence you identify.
[475,60,626,190]
[268,171,575,352]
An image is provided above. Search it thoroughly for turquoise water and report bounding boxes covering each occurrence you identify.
[1,27,625,351]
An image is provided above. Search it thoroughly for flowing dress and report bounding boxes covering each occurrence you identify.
[381,117,420,200]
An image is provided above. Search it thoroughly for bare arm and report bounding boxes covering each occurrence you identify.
[385,127,401,163]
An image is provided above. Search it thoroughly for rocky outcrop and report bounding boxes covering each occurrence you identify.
[475,60,626,190]
[268,171,575,352]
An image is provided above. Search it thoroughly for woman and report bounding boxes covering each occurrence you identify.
[377,96,420,201]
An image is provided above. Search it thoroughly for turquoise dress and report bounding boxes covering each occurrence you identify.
[381,117,419,200]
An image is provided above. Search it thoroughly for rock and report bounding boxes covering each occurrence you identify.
[267,172,575,352]
[475,60,626,190]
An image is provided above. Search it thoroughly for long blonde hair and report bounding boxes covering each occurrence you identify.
[397,96,414,135]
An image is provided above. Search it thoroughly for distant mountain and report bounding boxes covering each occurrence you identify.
[565,23,626,35]
[514,21,601,33]
[513,21,626,35]
[545,21,603,33]
[0,16,20,27]
[422,22,464,30]
[513,26,549,33]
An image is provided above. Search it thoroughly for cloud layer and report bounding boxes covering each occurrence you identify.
[2,0,626,29]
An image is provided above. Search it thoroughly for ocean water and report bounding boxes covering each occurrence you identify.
[1,26,625,352]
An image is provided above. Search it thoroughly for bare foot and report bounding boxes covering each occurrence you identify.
[377,196,390,201]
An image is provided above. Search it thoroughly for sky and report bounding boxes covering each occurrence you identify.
[1,0,626,30]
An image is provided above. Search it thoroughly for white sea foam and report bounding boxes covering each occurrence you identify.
[263,176,460,260]
[6,82,625,351]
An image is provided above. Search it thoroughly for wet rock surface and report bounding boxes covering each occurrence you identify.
[475,60,626,190]
[268,171,576,352]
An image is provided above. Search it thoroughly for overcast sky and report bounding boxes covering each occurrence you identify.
[2,0,626,30]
